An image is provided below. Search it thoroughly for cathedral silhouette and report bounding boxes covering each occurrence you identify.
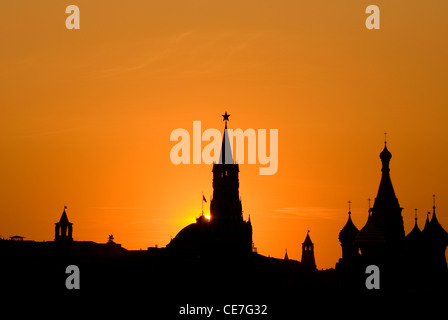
[337,140,448,291]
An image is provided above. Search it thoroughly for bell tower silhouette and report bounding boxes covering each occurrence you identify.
[55,206,73,242]
[301,230,317,270]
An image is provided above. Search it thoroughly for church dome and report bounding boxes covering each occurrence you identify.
[339,212,359,244]
[168,214,212,252]
[379,144,392,161]
[174,223,201,242]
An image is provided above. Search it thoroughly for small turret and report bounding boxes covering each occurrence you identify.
[55,206,73,242]
[301,230,317,270]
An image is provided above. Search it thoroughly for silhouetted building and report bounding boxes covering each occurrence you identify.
[168,113,253,255]
[337,141,448,291]
[284,249,289,260]
[301,231,316,270]
[55,206,73,242]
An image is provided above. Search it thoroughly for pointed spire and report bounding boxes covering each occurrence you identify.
[412,208,420,230]
[406,208,421,241]
[219,112,233,164]
[59,206,70,224]
[284,248,289,260]
[432,194,437,217]
[303,229,313,245]
[430,194,441,225]
[414,209,419,227]
[424,211,431,231]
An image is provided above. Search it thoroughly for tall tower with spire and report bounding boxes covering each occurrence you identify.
[210,112,244,226]
[209,112,252,253]
[371,140,405,246]
[169,112,252,255]
[301,231,317,270]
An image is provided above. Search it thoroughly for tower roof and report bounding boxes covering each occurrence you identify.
[423,212,431,231]
[58,206,70,224]
[218,111,234,165]
[303,230,313,246]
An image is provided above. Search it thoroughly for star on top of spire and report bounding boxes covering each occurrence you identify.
[222,111,230,122]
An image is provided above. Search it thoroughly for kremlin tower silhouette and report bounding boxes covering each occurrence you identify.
[301,231,317,271]
[168,112,253,255]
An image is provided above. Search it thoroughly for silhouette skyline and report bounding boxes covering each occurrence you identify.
[1,113,447,297]
[3,3,448,271]
[1,113,447,320]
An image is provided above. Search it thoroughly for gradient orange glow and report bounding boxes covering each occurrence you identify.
[1,1,448,269]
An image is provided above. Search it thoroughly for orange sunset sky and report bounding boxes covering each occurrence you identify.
[1,1,448,269]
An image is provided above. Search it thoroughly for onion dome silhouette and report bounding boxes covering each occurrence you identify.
[339,210,359,244]
[424,195,448,246]
[406,209,421,244]
[354,210,386,247]
[379,143,392,162]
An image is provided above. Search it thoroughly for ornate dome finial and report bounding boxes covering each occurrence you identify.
[379,136,392,173]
